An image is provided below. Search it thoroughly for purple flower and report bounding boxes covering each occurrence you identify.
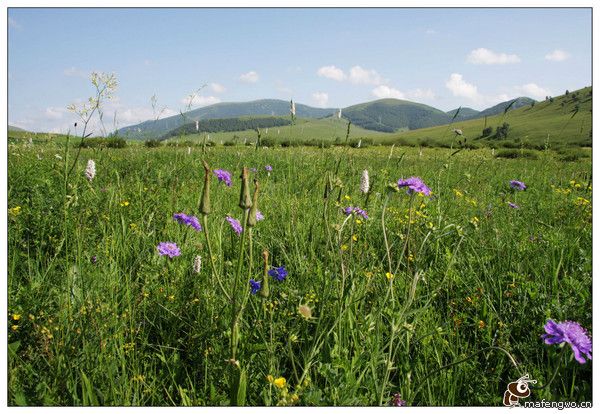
[390,393,407,407]
[510,180,527,191]
[397,177,431,196]
[250,167,257,173]
[213,169,232,187]
[249,279,261,295]
[256,210,265,221]
[268,266,288,281]
[343,206,369,220]
[507,202,520,209]
[173,212,203,231]
[90,255,97,264]
[157,242,181,258]
[542,319,592,364]
[226,215,243,235]
[265,165,273,172]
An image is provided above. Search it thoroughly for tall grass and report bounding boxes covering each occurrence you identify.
[7,142,592,406]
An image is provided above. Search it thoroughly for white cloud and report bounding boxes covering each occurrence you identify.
[467,48,521,65]
[239,71,259,83]
[210,82,226,93]
[317,65,346,81]
[407,88,436,101]
[63,66,88,78]
[372,85,405,99]
[517,83,551,100]
[445,73,481,102]
[545,49,569,62]
[45,107,67,120]
[181,95,221,107]
[348,66,384,85]
[311,92,329,107]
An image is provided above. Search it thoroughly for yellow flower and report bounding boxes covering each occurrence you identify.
[341,244,348,251]
[12,313,21,321]
[575,197,590,206]
[407,253,414,262]
[453,189,463,197]
[266,375,274,383]
[129,223,137,229]
[478,320,486,329]
[343,195,351,201]
[273,377,287,389]
[11,325,19,331]
[355,219,362,225]
[386,272,394,280]
[352,234,358,242]
[120,200,130,207]
[9,206,22,216]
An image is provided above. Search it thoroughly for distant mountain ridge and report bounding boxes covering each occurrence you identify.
[116,96,538,139]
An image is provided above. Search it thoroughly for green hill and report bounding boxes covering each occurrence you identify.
[8,125,26,132]
[446,107,479,121]
[117,99,334,139]
[166,116,390,145]
[342,99,452,132]
[476,97,536,118]
[382,87,592,148]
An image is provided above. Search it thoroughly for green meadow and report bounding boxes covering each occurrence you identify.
[7,141,592,406]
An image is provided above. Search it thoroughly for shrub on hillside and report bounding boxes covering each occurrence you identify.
[495,149,539,159]
[144,139,162,148]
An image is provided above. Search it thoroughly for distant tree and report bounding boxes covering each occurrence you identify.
[549,97,554,103]
[530,101,535,108]
[482,126,493,137]
[565,90,570,95]
[494,122,510,139]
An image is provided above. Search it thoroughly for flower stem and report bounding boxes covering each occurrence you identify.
[202,214,230,301]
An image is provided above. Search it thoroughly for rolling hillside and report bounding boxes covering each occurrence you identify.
[382,87,592,148]
[117,99,335,139]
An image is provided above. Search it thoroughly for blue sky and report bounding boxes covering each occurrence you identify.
[8,7,592,133]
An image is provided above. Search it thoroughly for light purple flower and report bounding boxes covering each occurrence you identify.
[542,319,592,364]
[173,213,203,231]
[213,169,232,187]
[157,241,181,258]
[507,202,520,209]
[255,210,264,221]
[250,167,257,173]
[344,206,369,220]
[397,177,431,196]
[226,215,243,235]
[265,165,273,172]
[509,180,527,191]
[390,393,407,407]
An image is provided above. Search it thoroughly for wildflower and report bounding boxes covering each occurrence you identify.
[8,206,21,216]
[542,319,592,364]
[386,272,394,280]
[213,169,232,187]
[255,210,265,221]
[226,216,243,235]
[266,375,274,383]
[509,180,527,191]
[173,213,202,231]
[85,159,96,182]
[453,188,463,197]
[360,170,370,194]
[91,255,97,264]
[575,197,590,206]
[12,314,21,321]
[341,244,348,251]
[268,266,288,282]
[120,200,130,207]
[352,234,358,242]
[397,177,431,196]
[265,165,273,172]
[273,377,287,389]
[157,242,181,258]
[390,393,407,407]
[478,320,486,329]
[298,304,313,319]
[343,206,369,220]
[249,279,261,295]
[193,255,202,274]
[250,167,257,173]
[507,202,520,209]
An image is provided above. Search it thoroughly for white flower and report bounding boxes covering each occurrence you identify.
[337,109,342,119]
[195,120,199,132]
[290,100,296,116]
[193,255,202,274]
[85,159,96,182]
[360,170,370,194]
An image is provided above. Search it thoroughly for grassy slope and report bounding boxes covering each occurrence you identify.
[166,116,391,143]
[382,87,592,147]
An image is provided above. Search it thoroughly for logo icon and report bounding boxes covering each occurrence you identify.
[503,374,537,407]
